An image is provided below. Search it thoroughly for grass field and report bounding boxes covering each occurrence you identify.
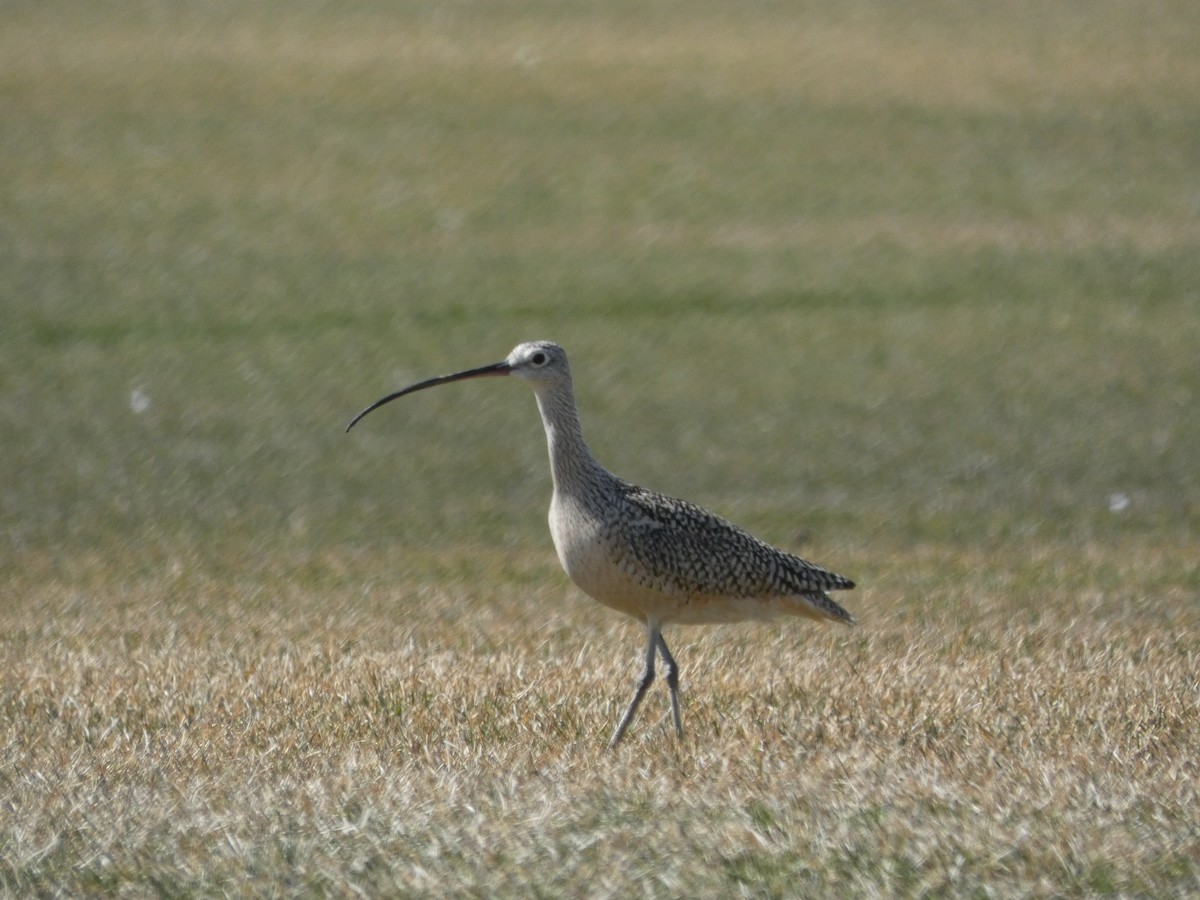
[3,0,1199,895]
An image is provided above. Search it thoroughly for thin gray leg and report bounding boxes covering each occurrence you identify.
[608,625,659,749]
[655,631,684,739]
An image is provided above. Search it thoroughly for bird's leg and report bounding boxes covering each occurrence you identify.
[655,631,684,739]
[608,625,659,749]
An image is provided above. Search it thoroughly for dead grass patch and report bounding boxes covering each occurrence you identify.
[2,540,1197,894]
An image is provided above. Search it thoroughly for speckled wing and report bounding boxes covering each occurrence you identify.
[610,481,856,624]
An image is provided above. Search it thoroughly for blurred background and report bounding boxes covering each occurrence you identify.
[4,0,1198,587]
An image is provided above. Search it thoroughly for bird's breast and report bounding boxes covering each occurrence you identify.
[549,492,657,621]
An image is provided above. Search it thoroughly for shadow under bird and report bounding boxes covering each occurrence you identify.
[347,340,855,748]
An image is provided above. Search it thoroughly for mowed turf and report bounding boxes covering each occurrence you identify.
[2,0,1199,895]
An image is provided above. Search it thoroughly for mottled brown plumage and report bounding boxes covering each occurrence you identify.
[348,340,855,747]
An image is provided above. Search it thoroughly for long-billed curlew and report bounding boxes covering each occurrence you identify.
[347,341,855,747]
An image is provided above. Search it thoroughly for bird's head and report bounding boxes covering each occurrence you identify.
[504,340,570,390]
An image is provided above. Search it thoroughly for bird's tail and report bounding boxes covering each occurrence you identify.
[800,590,856,626]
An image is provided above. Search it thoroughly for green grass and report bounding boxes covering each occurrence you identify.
[3,0,1199,895]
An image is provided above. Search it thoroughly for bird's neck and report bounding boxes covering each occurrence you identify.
[534,384,606,494]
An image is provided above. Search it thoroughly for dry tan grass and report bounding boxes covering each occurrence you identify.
[2,540,1197,895]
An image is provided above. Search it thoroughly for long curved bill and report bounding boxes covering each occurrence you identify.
[346,360,511,432]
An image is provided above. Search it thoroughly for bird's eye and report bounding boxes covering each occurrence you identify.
[531,352,547,366]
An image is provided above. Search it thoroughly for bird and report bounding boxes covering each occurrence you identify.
[347,340,855,747]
